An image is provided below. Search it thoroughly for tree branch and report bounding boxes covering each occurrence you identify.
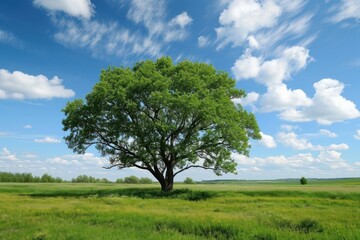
[173,165,216,177]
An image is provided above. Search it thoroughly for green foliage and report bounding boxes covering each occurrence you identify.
[300,177,308,185]
[124,175,140,184]
[71,175,111,183]
[32,231,48,240]
[0,172,62,183]
[295,219,323,234]
[183,177,194,184]
[115,178,124,183]
[62,57,261,191]
[139,177,153,184]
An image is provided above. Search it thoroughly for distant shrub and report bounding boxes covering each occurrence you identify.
[295,219,323,234]
[124,175,140,184]
[184,177,194,184]
[115,178,124,183]
[32,231,48,240]
[300,177,308,185]
[139,177,153,184]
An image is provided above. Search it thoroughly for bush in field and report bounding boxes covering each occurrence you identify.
[184,177,194,184]
[300,177,308,185]
[124,175,140,184]
[139,177,153,184]
[115,178,124,183]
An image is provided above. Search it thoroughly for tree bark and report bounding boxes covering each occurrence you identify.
[158,165,174,192]
[160,177,174,192]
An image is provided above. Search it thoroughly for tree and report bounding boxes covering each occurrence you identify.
[139,177,153,184]
[300,177,308,185]
[124,175,140,184]
[62,57,261,192]
[184,177,194,184]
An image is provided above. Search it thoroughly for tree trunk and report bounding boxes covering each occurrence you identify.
[160,177,174,192]
[159,166,174,192]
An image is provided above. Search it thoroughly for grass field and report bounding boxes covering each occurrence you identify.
[0,179,359,239]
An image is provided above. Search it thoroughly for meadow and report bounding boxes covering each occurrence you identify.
[0,179,359,240]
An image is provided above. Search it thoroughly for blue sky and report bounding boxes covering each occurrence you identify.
[0,0,360,181]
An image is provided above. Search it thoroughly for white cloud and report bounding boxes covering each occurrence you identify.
[280,124,298,132]
[232,52,261,80]
[232,149,357,176]
[233,46,312,85]
[330,0,360,23]
[259,84,312,112]
[33,0,94,19]
[215,0,282,50]
[232,91,259,108]
[47,153,107,166]
[0,148,17,161]
[259,132,277,148]
[232,46,313,112]
[198,36,209,48]
[215,0,310,50]
[169,12,193,28]
[0,69,75,100]
[23,125,33,129]
[24,154,37,158]
[34,137,61,143]
[319,129,337,138]
[277,131,349,151]
[0,29,16,44]
[53,0,192,58]
[354,130,360,140]
[280,79,360,124]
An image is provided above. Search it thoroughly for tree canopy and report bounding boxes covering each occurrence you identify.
[62,57,260,191]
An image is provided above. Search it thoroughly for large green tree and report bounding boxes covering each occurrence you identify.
[62,57,261,191]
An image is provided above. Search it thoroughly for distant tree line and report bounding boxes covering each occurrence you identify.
[115,176,153,184]
[70,175,112,183]
[0,172,154,184]
[0,172,63,183]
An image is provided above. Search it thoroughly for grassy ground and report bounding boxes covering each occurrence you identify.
[0,179,359,239]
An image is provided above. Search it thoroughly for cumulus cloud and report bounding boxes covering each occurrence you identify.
[232,91,259,108]
[23,125,33,129]
[0,148,17,161]
[277,131,349,151]
[259,132,277,148]
[0,69,75,100]
[354,130,360,140]
[169,12,193,28]
[232,49,359,124]
[33,0,94,19]
[215,0,281,50]
[319,129,337,138]
[280,79,360,124]
[330,0,360,23]
[232,46,313,112]
[34,137,61,143]
[259,84,312,112]
[198,36,209,48]
[232,150,356,176]
[232,46,312,85]
[215,0,310,50]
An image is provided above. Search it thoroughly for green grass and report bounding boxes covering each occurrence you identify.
[0,179,359,239]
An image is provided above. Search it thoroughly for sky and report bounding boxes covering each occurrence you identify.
[0,0,360,181]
